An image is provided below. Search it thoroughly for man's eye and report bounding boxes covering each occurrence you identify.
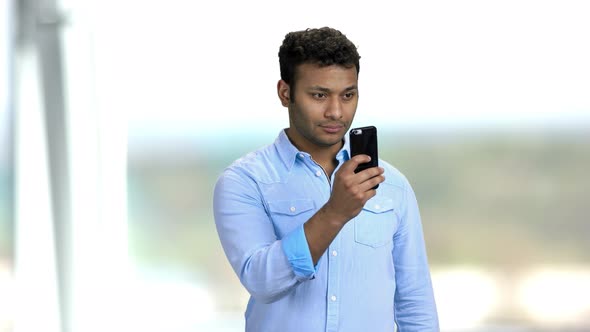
[312,93,327,99]
[343,92,355,99]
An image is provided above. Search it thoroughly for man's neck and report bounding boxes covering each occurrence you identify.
[311,143,342,172]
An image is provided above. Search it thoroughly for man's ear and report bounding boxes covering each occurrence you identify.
[277,80,291,107]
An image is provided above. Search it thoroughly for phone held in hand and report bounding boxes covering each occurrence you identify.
[349,126,379,189]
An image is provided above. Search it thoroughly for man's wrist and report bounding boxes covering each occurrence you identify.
[318,203,350,228]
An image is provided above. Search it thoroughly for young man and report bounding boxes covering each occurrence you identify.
[213,27,439,332]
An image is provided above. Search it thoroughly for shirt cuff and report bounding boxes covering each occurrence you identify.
[281,224,317,280]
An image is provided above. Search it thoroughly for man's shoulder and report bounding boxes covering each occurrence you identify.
[378,159,411,191]
[229,142,276,168]
[219,143,282,184]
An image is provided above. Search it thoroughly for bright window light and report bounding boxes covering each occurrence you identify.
[0,265,15,332]
[432,267,498,330]
[126,273,216,331]
[518,268,590,324]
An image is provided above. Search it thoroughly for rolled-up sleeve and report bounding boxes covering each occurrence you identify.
[281,224,317,280]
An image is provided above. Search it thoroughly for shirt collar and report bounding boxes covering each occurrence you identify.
[275,129,350,171]
[339,135,351,162]
[275,129,300,171]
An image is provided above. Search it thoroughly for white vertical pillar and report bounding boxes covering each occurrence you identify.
[14,43,61,332]
[14,0,130,330]
[60,0,130,330]
[0,0,15,328]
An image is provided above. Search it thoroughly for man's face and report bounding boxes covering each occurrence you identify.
[280,63,359,152]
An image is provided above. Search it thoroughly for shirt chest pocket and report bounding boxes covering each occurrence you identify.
[267,199,316,238]
[354,197,398,248]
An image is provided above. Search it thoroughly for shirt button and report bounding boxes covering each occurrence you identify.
[315,170,322,177]
[331,250,338,257]
[374,204,381,210]
[330,295,337,302]
[290,206,296,212]
[298,153,305,159]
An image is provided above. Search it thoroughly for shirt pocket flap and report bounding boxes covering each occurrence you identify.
[267,199,315,216]
[362,197,395,214]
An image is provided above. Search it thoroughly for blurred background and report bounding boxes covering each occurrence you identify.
[1,0,589,331]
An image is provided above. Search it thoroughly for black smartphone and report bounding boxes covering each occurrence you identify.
[349,126,379,189]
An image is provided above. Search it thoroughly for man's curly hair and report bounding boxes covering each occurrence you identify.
[278,27,360,99]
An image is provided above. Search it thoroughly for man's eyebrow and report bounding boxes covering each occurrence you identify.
[308,85,358,92]
[309,86,331,92]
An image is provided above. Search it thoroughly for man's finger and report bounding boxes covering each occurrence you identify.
[340,154,372,173]
[356,166,384,182]
[359,174,386,192]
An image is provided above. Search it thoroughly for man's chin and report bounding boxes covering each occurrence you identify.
[316,136,345,148]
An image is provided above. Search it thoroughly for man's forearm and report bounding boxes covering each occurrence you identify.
[303,205,348,264]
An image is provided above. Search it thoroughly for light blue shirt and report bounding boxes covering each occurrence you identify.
[213,130,439,332]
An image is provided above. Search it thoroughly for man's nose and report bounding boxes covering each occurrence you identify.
[325,97,343,119]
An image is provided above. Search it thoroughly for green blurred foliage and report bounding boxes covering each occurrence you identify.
[0,172,14,264]
[384,131,590,266]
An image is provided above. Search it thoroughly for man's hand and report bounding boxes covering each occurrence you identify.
[304,155,385,264]
[323,154,385,226]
